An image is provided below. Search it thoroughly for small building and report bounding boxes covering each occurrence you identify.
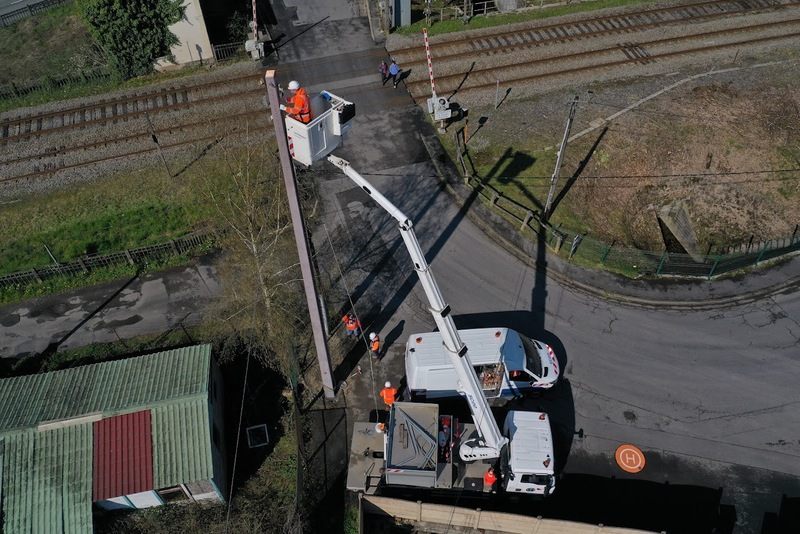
[0,344,227,533]
[156,0,214,70]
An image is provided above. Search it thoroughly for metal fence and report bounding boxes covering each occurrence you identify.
[0,233,212,291]
[0,0,71,28]
[453,131,800,279]
[422,1,499,25]
[0,66,111,102]
[212,41,247,62]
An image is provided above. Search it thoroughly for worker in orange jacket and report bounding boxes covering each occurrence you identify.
[342,313,361,338]
[380,381,397,408]
[369,332,381,360]
[279,80,312,123]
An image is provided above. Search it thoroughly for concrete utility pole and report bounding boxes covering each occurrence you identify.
[543,94,579,222]
[264,70,335,399]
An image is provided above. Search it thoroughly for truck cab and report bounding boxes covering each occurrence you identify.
[501,411,556,496]
[406,328,559,400]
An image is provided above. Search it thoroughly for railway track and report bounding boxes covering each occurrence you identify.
[0,109,268,185]
[3,0,799,188]
[403,16,800,97]
[391,0,797,67]
[0,71,263,144]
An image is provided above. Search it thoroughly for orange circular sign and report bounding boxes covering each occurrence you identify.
[615,444,646,473]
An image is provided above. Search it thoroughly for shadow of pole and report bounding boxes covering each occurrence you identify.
[549,126,608,215]
[449,61,475,100]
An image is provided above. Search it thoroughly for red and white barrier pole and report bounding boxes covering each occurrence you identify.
[424,28,437,100]
[252,0,258,40]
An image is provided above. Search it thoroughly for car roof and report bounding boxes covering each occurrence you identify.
[505,411,555,474]
[406,328,525,369]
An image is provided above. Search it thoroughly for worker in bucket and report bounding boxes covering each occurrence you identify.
[279,80,312,123]
[380,381,398,408]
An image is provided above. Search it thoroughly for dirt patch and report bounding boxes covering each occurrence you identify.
[455,59,800,252]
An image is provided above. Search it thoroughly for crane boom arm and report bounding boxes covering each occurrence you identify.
[328,155,507,459]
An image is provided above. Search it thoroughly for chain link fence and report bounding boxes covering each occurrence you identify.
[0,232,212,291]
[454,131,800,279]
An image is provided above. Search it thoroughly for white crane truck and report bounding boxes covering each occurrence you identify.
[268,85,556,497]
[405,327,560,401]
[330,157,556,497]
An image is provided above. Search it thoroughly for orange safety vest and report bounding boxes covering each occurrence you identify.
[286,88,311,123]
[343,315,360,331]
[380,387,397,406]
[370,336,380,352]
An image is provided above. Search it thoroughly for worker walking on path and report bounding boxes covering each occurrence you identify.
[389,60,401,89]
[279,80,312,123]
[342,312,362,338]
[380,381,398,408]
[369,332,382,361]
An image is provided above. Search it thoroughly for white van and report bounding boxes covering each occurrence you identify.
[405,327,559,400]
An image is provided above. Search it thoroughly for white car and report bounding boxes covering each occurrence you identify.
[405,327,560,400]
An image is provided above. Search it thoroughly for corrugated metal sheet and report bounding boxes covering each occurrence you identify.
[93,411,154,501]
[2,425,93,534]
[0,344,215,533]
[151,399,214,489]
[0,344,211,432]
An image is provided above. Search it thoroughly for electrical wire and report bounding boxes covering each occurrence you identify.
[321,221,379,417]
[224,337,251,533]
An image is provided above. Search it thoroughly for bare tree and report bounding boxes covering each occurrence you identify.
[197,133,314,377]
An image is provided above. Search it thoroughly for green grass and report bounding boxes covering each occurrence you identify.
[0,3,98,87]
[0,136,262,304]
[0,2,245,114]
[397,0,660,37]
[0,165,214,275]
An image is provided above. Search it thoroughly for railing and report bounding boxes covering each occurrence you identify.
[0,66,111,102]
[212,42,247,62]
[422,1,499,25]
[453,130,800,279]
[0,0,72,28]
[0,233,212,291]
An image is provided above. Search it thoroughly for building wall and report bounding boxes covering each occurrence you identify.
[209,356,228,500]
[157,0,213,70]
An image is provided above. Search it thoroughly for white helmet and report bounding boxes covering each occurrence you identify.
[385,381,391,388]
[288,80,300,91]
[369,333,377,340]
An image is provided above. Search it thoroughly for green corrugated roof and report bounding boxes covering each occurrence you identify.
[1,425,93,534]
[151,399,214,489]
[0,345,214,534]
[0,344,211,433]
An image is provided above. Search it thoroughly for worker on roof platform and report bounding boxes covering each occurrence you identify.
[279,80,312,123]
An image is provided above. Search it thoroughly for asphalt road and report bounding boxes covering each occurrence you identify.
[0,0,36,18]
[0,0,798,532]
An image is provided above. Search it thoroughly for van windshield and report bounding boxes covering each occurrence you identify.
[520,336,543,377]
